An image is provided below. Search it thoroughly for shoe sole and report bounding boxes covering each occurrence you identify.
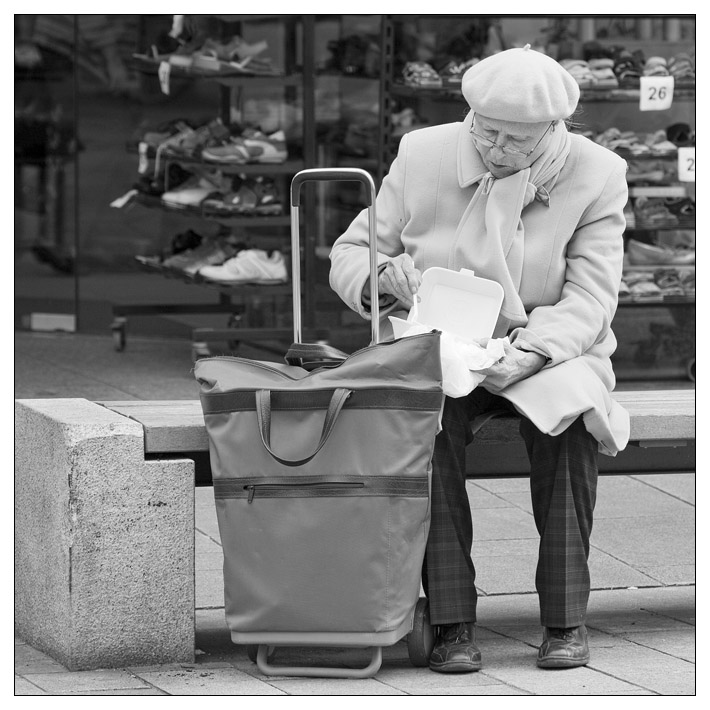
[536,656,589,669]
[429,660,482,674]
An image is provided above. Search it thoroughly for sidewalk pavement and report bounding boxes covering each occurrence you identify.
[14,332,696,696]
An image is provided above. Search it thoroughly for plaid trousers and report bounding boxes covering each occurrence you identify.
[422,389,598,629]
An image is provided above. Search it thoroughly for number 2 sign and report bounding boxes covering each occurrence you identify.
[678,147,695,182]
[639,76,675,111]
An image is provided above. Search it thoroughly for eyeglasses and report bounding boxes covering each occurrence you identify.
[470,118,555,158]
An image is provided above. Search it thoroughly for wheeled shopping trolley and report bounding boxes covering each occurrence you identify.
[195,168,441,678]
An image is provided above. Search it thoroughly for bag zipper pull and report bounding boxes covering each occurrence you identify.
[245,485,255,503]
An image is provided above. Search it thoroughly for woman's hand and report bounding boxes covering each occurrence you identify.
[478,339,547,392]
[377,254,422,309]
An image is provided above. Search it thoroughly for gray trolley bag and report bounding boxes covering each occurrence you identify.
[195,169,442,678]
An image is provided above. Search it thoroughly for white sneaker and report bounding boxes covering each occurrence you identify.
[199,249,288,284]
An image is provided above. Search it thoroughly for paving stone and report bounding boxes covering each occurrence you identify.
[269,678,405,695]
[588,547,660,589]
[630,473,695,504]
[22,669,152,694]
[466,482,515,509]
[635,564,695,585]
[479,636,644,695]
[474,552,537,596]
[196,568,226,609]
[195,487,221,540]
[376,665,524,694]
[586,586,695,634]
[594,476,693,518]
[470,506,538,542]
[592,516,695,567]
[63,688,168,695]
[473,478,532,495]
[134,666,285,695]
[588,642,695,695]
[618,628,695,663]
[195,531,224,570]
[14,643,68,674]
[15,675,48,695]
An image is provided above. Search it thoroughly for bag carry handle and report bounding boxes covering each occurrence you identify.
[255,388,352,467]
[290,168,380,345]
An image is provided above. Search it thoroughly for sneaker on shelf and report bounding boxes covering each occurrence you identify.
[200,137,252,164]
[201,129,287,164]
[201,35,269,62]
[166,118,231,159]
[162,238,236,275]
[242,129,288,163]
[161,176,224,208]
[199,249,288,285]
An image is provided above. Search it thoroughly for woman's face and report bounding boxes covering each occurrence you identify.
[471,114,555,179]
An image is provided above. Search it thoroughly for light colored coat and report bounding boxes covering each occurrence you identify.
[329,120,631,455]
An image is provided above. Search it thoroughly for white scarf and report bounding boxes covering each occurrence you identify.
[453,111,572,332]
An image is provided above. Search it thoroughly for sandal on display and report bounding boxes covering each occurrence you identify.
[668,53,695,87]
[643,56,669,76]
[613,50,642,88]
[633,196,679,228]
[663,197,695,218]
[560,59,597,89]
[588,58,619,88]
[627,238,695,266]
[654,268,687,299]
[207,176,282,216]
[438,58,479,85]
[666,122,694,147]
[629,280,663,302]
[402,61,442,88]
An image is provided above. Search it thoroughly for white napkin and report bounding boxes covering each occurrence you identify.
[389,300,506,398]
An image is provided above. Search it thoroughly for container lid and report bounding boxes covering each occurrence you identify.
[415,267,504,340]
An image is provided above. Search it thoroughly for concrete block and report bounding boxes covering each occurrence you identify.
[15,399,195,671]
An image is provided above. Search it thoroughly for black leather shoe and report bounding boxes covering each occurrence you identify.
[429,622,482,673]
[537,625,590,669]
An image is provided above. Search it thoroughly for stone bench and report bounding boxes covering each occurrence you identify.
[14,390,695,670]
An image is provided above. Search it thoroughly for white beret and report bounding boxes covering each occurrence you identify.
[461,44,580,123]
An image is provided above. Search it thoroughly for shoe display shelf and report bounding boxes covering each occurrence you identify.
[375,14,695,382]
[111,15,321,358]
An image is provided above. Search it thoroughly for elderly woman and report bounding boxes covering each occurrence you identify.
[329,45,630,673]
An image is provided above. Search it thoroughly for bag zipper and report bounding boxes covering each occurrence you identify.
[244,480,365,503]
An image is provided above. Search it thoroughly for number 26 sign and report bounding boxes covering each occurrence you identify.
[639,76,675,111]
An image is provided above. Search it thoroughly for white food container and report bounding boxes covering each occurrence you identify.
[390,267,504,341]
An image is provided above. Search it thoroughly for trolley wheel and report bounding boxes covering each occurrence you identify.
[246,644,276,664]
[111,318,127,352]
[407,597,436,668]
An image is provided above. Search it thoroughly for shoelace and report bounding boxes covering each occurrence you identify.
[549,627,577,641]
[440,623,471,645]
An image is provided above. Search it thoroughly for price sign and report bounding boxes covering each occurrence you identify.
[639,76,674,111]
[678,147,695,182]
[158,61,171,95]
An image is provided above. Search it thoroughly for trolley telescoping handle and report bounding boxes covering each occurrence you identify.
[290,168,380,345]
